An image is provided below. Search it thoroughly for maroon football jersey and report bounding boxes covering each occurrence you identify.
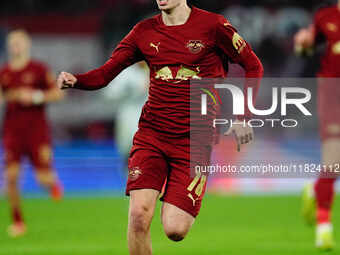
[314,6,340,76]
[75,7,263,136]
[0,60,54,128]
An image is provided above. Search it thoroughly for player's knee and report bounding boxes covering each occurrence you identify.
[36,170,54,186]
[5,164,20,185]
[129,205,152,234]
[164,225,187,242]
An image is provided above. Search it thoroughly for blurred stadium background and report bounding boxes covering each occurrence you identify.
[0,0,335,196]
[0,0,339,255]
[0,1,339,254]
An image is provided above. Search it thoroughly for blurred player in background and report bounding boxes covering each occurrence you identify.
[103,62,148,167]
[57,0,263,254]
[0,30,64,237]
[295,2,340,251]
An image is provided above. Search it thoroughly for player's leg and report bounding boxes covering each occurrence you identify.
[161,146,209,242]
[30,143,63,200]
[3,146,26,237]
[126,129,169,254]
[311,82,340,250]
[128,189,159,255]
[314,138,340,250]
[316,139,339,224]
[161,202,195,242]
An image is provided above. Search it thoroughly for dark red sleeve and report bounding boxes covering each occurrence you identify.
[215,15,264,120]
[0,69,3,91]
[313,9,326,44]
[74,25,144,90]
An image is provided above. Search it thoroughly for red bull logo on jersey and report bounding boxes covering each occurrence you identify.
[155,66,173,81]
[155,66,201,82]
[176,66,201,81]
[186,40,205,54]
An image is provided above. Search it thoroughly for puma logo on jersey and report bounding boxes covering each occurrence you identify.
[150,42,160,53]
[188,193,198,207]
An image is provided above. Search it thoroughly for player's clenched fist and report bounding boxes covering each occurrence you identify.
[57,71,77,89]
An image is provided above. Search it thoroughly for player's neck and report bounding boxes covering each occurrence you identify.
[9,55,30,71]
[161,3,191,26]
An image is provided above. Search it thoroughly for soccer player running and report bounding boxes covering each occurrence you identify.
[295,3,340,251]
[57,1,263,254]
[0,30,64,237]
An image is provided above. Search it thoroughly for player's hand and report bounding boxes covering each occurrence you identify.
[224,119,254,152]
[17,88,34,106]
[294,26,315,55]
[57,72,77,89]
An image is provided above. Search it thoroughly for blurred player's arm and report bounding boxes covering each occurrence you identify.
[1,89,18,102]
[0,71,63,106]
[43,71,64,103]
[57,26,143,90]
[215,16,264,151]
[294,24,316,56]
[294,10,325,56]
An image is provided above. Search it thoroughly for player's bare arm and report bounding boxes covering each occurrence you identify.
[3,83,64,106]
[7,88,63,106]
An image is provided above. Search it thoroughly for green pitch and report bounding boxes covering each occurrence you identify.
[0,194,338,255]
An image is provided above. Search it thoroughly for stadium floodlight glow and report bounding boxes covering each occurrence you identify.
[201,84,312,116]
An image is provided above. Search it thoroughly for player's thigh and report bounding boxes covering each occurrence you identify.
[126,145,169,232]
[161,142,211,219]
[322,138,340,166]
[161,201,195,241]
[162,160,208,219]
[3,136,22,183]
[4,161,21,185]
[29,142,53,171]
[126,147,168,196]
[129,189,160,232]
[28,141,55,184]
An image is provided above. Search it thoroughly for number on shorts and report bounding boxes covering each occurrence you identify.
[187,173,207,197]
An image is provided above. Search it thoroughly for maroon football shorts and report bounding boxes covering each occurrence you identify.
[3,121,52,170]
[126,127,212,217]
[318,79,340,141]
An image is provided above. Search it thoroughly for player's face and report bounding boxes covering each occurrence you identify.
[7,33,31,58]
[156,0,185,11]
